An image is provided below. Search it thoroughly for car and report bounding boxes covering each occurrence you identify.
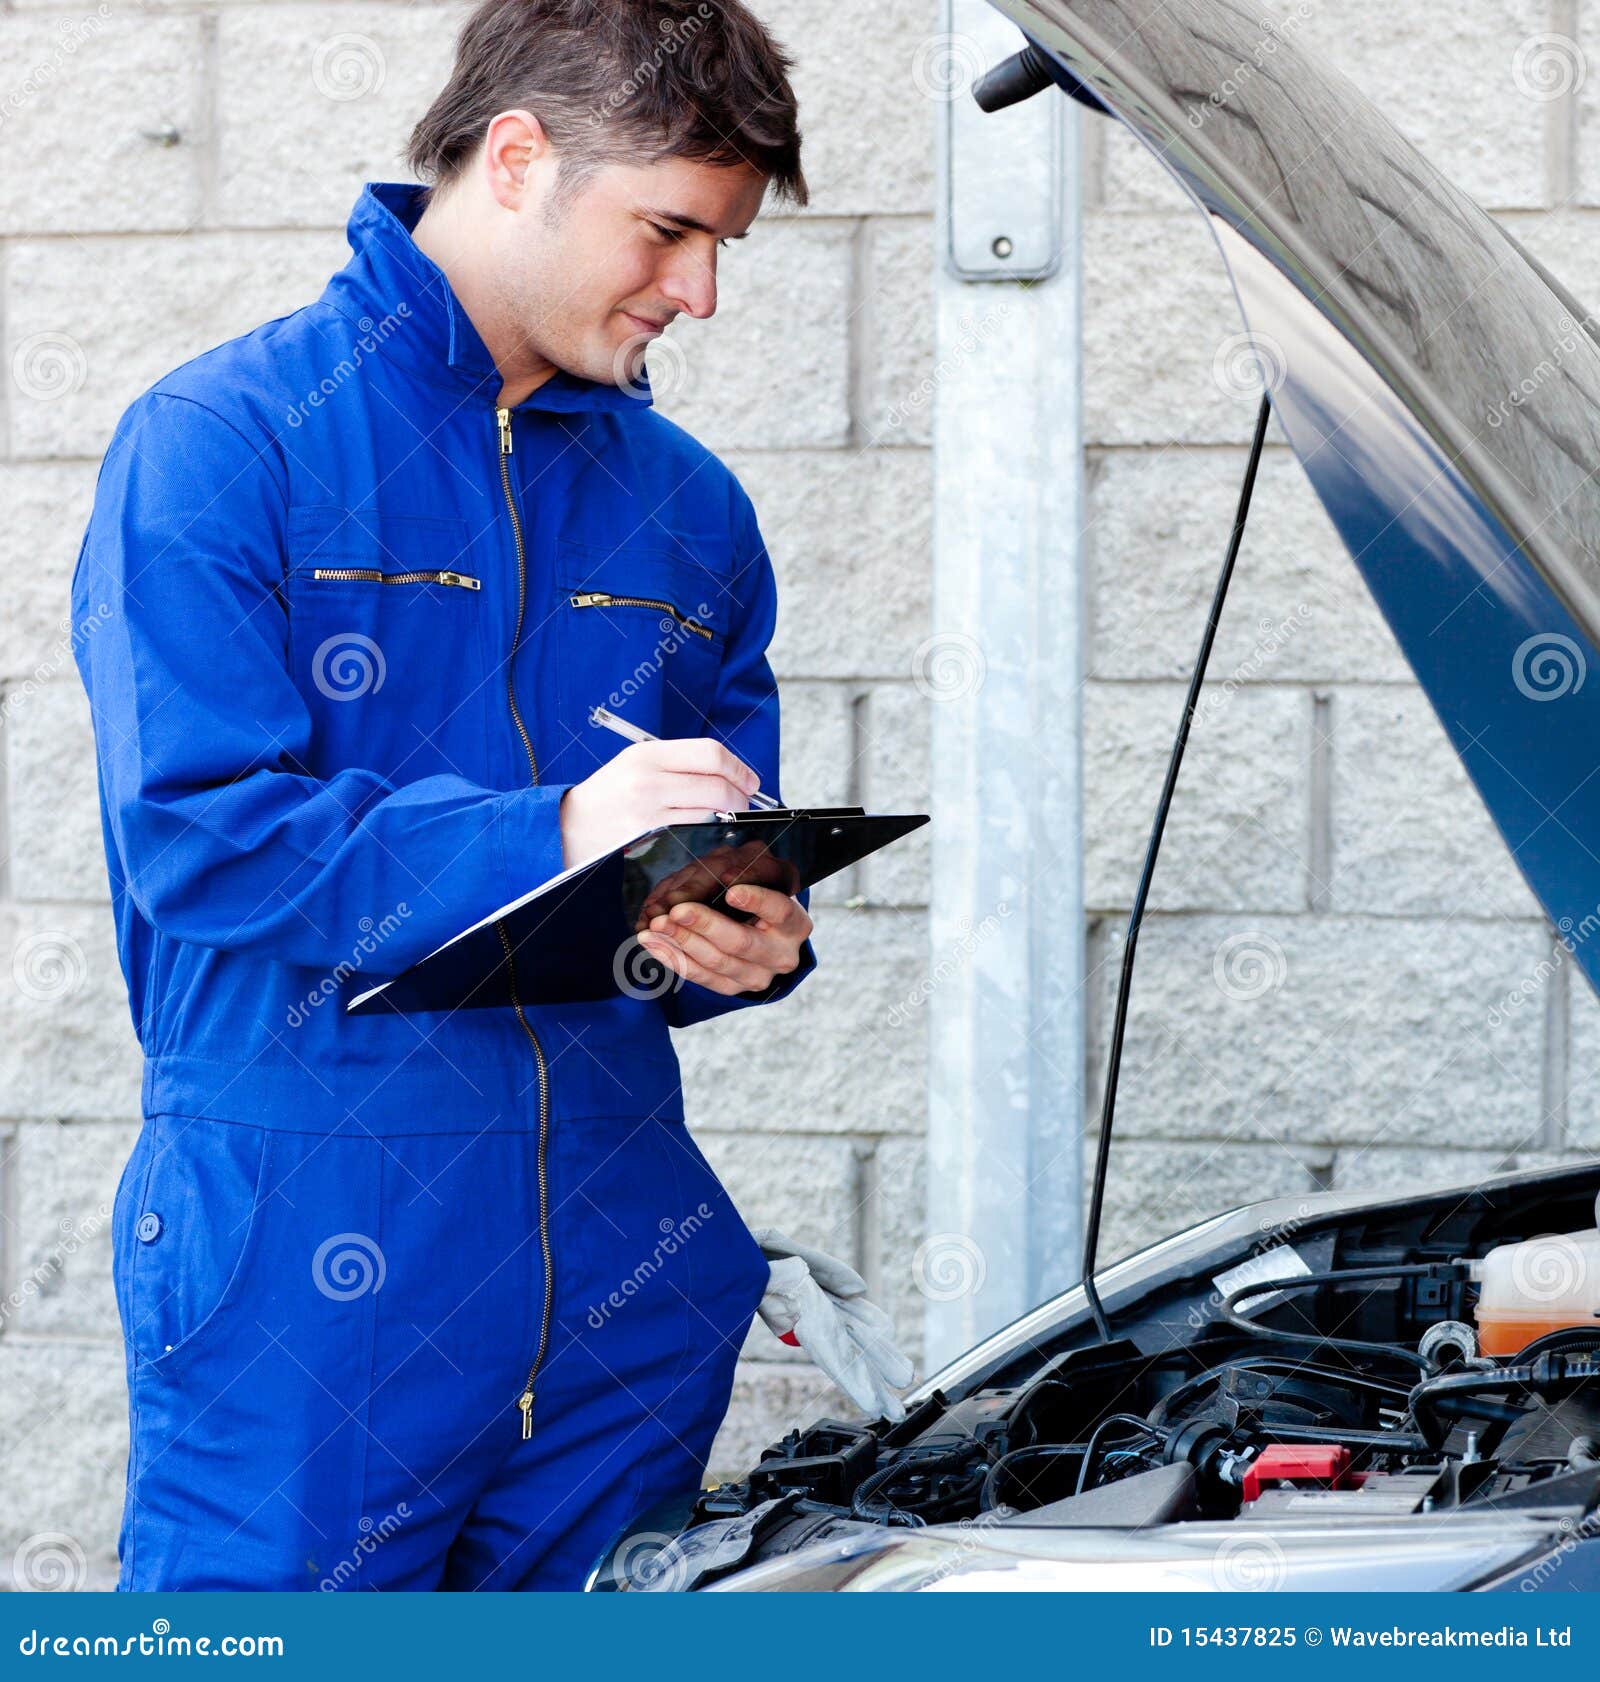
[588,0,1600,1592]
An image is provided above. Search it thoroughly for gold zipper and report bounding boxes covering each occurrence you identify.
[569,590,714,641]
[496,404,554,1441]
[312,568,481,589]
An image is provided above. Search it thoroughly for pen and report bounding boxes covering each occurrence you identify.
[588,706,783,810]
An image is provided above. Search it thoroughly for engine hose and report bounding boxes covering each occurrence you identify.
[1219,1262,1469,1374]
[1150,1354,1410,1426]
[1409,1352,1600,1450]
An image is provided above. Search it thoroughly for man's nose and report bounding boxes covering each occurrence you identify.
[660,250,718,321]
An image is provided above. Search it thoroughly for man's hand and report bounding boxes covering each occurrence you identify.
[637,883,813,997]
[559,738,762,867]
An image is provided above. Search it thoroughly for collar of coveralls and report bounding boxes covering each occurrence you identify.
[319,179,657,415]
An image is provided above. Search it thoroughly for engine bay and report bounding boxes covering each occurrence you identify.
[622,1168,1600,1590]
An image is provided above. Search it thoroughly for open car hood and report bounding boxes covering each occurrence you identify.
[997,0,1600,987]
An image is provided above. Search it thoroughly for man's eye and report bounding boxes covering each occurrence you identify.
[649,223,684,243]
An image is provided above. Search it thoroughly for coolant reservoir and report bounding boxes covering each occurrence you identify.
[1472,1197,1600,1357]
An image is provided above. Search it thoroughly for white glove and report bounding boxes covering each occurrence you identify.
[750,1227,915,1423]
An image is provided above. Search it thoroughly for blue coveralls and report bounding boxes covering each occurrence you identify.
[70,181,816,1591]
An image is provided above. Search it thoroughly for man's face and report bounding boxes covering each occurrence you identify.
[492,151,769,389]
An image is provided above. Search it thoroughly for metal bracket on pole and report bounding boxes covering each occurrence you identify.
[944,0,1065,281]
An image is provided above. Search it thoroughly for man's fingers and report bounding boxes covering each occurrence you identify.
[648,770,755,815]
[660,902,794,971]
[634,737,760,797]
[725,883,809,929]
[644,912,781,990]
[637,931,754,996]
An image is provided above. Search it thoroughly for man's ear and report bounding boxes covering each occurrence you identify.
[482,108,552,211]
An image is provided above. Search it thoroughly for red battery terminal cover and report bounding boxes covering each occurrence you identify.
[1241,1443,1364,1502]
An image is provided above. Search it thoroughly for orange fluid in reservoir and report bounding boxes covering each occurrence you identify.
[1472,1224,1600,1357]
[1476,1312,1600,1358]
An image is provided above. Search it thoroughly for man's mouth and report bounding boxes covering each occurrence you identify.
[623,312,670,337]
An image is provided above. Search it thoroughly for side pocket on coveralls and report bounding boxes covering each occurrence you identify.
[115,1116,273,1368]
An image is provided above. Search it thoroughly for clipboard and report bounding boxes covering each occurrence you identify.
[345,806,929,1016]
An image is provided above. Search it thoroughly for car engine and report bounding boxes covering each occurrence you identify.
[600,1170,1600,1590]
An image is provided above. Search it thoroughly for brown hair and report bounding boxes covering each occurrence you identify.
[408,0,807,207]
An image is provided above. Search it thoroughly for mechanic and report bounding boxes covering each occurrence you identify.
[71,0,909,1593]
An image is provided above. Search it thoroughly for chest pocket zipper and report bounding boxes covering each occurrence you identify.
[569,590,713,640]
[312,568,481,590]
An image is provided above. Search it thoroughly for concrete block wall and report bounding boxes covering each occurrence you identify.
[1080,0,1600,1267]
[0,0,940,1582]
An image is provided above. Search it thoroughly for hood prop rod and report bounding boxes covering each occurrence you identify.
[1081,393,1274,1342]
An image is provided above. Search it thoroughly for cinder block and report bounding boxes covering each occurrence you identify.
[1557,967,1600,1148]
[859,217,936,448]
[4,1121,137,1341]
[1329,1144,1517,1199]
[728,448,933,680]
[9,680,107,903]
[0,464,99,685]
[676,904,929,1135]
[696,1130,859,1262]
[6,231,346,459]
[1088,1139,1317,1268]
[1085,682,1310,913]
[1087,447,1409,685]
[858,683,930,905]
[0,905,143,1123]
[873,1134,929,1368]
[216,5,471,228]
[653,221,854,450]
[0,1339,126,1591]
[0,14,203,234]
[1327,687,1541,920]
[745,0,938,217]
[1085,911,1550,1147]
